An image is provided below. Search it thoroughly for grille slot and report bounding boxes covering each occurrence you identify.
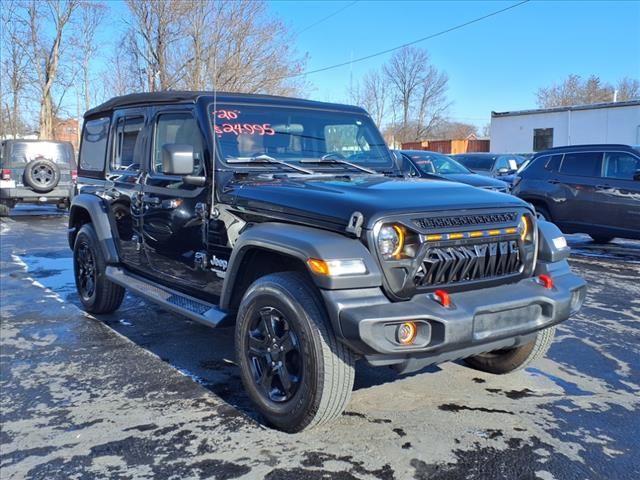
[413,212,517,230]
[414,240,521,286]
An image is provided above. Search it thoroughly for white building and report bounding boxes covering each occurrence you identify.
[490,100,640,153]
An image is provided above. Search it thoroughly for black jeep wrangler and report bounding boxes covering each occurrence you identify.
[69,92,586,432]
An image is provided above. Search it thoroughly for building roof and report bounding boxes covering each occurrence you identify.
[491,99,640,118]
[85,91,367,118]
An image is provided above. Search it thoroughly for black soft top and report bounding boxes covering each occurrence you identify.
[85,91,367,119]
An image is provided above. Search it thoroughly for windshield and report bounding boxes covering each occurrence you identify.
[408,152,470,174]
[209,104,393,170]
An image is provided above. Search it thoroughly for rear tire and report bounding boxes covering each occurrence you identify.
[73,223,125,314]
[464,327,556,374]
[235,272,355,432]
[589,234,614,244]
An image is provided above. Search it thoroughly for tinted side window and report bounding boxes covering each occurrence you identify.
[457,156,494,170]
[559,152,602,177]
[603,151,640,180]
[113,116,144,170]
[153,112,204,175]
[80,117,110,172]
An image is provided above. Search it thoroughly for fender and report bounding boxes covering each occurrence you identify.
[537,219,570,264]
[219,222,382,310]
[68,193,121,264]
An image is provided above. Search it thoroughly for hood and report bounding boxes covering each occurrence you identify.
[226,174,529,230]
[440,173,508,189]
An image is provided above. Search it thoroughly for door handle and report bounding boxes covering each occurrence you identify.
[548,179,560,184]
[595,185,610,190]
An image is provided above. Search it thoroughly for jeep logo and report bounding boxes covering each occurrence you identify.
[210,255,228,271]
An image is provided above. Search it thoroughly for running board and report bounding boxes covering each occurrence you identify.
[105,266,228,328]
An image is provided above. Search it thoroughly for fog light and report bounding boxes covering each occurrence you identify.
[397,322,417,345]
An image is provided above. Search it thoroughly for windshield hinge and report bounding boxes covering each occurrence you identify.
[346,211,364,238]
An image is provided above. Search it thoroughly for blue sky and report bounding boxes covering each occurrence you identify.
[268,0,640,127]
[99,0,639,129]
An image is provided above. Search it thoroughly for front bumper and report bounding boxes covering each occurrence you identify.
[322,260,586,371]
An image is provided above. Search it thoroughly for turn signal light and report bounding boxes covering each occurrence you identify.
[397,322,417,345]
[432,289,451,308]
[537,274,553,289]
[71,169,78,181]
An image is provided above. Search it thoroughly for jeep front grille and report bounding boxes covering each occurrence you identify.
[414,239,521,287]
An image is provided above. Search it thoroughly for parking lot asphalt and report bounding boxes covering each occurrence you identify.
[1,207,639,480]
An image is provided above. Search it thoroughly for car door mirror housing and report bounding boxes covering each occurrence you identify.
[497,167,510,175]
[162,144,194,175]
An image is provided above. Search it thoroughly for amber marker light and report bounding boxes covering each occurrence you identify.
[488,229,501,236]
[449,232,464,240]
[519,215,530,241]
[426,234,443,241]
[307,258,330,275]
[469,231,484,238]
[397,322,417,345]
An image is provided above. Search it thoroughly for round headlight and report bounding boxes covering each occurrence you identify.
[378,224,404,257]
[519,214,532,243]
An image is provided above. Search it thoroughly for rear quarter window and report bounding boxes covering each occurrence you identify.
[80,117,110,173]
[520,154,562,177]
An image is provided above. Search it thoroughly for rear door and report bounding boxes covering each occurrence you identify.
[553,151,605,230]
[105,109,147,268]
[600,150,640,237]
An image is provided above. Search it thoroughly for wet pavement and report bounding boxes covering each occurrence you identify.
[1,208,639,479]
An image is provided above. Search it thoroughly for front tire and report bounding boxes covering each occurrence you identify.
[464,327,556,374]
[73,223,125,314]
[235,272,355,432]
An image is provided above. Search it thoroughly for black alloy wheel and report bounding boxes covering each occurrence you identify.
[247,306,302,403]
[75,241,96,301]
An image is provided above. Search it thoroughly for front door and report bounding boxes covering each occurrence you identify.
[140,109,222,299]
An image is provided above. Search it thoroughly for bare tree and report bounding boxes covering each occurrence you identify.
[350,70,388,128]
[26,0,80,139]
[428,121,478,140]
[616,77,640,101]
[536,74,639,108]
[122,0,306,95]
[75,1,107,112]
[383,47,449,143]
[1,0,32,138]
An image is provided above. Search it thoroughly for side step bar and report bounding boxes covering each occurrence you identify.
[105,266,228,328]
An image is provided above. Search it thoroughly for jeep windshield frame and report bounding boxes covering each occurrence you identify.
[208,102,394,172]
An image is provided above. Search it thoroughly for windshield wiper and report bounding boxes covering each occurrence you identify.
[227,154,314,175]
[300,154,377,174]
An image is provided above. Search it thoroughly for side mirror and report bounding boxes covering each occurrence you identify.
[633,170,640,181]
[497,167,510,175]
[162,144,194,175]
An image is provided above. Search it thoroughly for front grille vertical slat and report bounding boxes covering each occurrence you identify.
[414,239,522,288]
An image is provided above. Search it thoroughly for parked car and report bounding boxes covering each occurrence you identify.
[394,150,509,192]
[452,152,527,178]
[69,91,585,432]
[511,144,640,243]
[0,139,76,216]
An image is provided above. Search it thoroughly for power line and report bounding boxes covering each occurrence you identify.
[282,0,530,80]
[294,1,359,36]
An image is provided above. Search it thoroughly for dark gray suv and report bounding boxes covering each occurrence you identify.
[511,144,640,243]
[0,139,76,215]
